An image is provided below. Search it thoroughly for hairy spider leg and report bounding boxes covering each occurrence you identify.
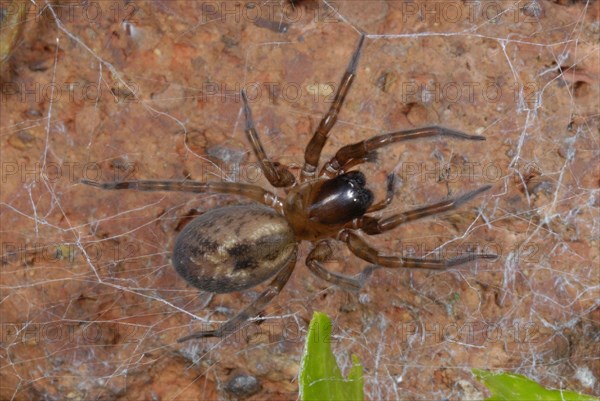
[80,179,284,212]
[340,229,497,270]
[301,33,366,182]
[241,90,296,188]
[355,185,492,235]
[320,126,486,177]
[177,249,297,341]
[305,240,375,291]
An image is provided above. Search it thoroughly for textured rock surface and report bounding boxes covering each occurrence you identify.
[1,1,598,399]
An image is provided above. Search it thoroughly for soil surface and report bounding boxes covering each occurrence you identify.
[1,1,598,400]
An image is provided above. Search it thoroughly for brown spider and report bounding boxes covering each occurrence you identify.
[82,34,496,342]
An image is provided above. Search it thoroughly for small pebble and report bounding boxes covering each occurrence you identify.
[225,374,261,398]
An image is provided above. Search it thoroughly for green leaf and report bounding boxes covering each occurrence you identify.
[473,369,599,401]
[299,312,364,401]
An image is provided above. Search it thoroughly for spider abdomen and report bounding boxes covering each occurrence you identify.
[172,205,297,294]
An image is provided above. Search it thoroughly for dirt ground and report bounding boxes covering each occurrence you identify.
[1,1,599,400]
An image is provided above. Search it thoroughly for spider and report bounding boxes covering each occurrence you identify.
[82,34,496,342]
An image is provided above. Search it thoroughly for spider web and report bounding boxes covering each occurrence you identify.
[1,1,598,400]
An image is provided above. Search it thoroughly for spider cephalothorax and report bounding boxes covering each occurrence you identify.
[82,34,496,342]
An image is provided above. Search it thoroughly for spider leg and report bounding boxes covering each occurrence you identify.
[80,179,284,211]
[300,33,366,182]
[339,229,497,270]
[241,90,296,187]
[305,240,375,291]
[177,249,297,341]
[320,126,486,177]
[353,185,492,235]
